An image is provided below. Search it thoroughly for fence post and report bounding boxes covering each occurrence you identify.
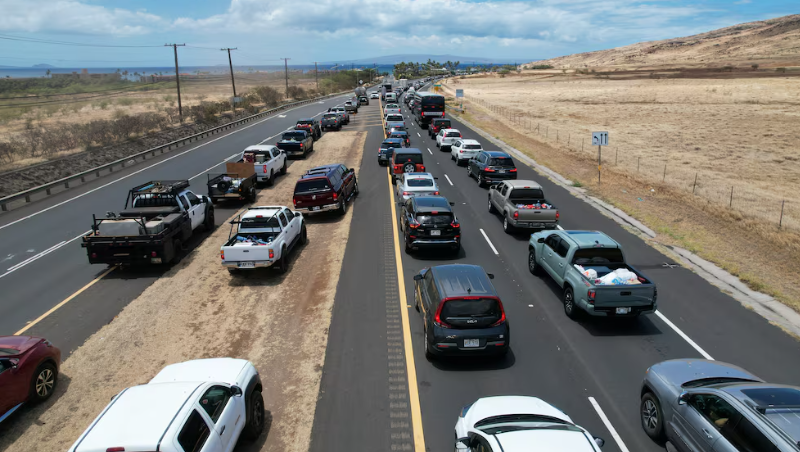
[615,148,618,165]
[730,186,734,207]
[557,130,559,142]
[568,133,570,146]
[663,164,667,181]
[779,200,785,228]
[637,157,640,172]
[546,127,548,138]
[692,172,698,194]
[582,138,584,151]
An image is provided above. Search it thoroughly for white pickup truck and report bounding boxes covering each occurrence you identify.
[240,144,287,186]
[68,358,264,452]
[220,206,306,274]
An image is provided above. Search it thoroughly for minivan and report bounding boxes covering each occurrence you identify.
[413,264,509,359]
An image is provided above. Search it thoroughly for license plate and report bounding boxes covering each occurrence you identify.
[498,170,506,173]
[239,262,254,268]
[464,339,480,348]
[616,307,631,314]
[312,206,321,211]
[430,230,441,236]
[530,223,544,228]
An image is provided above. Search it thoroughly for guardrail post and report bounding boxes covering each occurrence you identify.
[25,195,30,203]
[1,203,6,212]
[46,188,51,195]
[81,176,85,183]
[64,181,69,188]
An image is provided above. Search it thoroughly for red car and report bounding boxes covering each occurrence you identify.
[391,148,426,184]
[0,336,61,423]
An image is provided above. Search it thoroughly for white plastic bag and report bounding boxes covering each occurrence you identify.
[612,268,637,282]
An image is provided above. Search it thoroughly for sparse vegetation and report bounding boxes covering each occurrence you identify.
[530,64,554,70]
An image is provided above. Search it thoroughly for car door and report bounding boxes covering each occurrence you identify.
[0,358,25,416]
[341,166,355,196]
[181,193,204,230]
[540,234,562,278]
[550,238,571,285]
[196,385,241,452]
[401,198,414,234]
[278,212,294,246]
[175,408,224,452]
[489,181,503,210]
[674,394,734,452]
[452,140,462,157]
[270,148,282,166]
[437,129,445,145]
[477,153,488,175]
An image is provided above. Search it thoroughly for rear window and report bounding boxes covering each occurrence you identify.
[572,248,625,265]
[323,114,337,119]
[446,132,461,137]
[441,298,500,319]
[382,141,402,149]
[435,121,451,128]
[241,215,281,228]
[464,144,482,150]
[420,95,445,110]
[407,178,433,187]
[297,121,312,125]
[417,212,452,225]
[295,179,331,194]
[509,188,544,201]
[387,115,403,121]
[395,153,423,164]
[132,194,178,207]
[282,132,305,140]
[490,157,514,166]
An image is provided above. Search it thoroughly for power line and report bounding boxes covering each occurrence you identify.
[0,33,163,48]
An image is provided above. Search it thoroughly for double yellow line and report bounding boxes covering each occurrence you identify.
[380,95,427,452]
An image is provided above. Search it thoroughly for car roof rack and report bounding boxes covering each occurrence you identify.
[131,180,189,194]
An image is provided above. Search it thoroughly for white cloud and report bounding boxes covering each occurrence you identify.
[0,0,165,35]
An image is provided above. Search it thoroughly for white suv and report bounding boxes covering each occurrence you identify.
[69,358,264,452]
[436,128,462,151]
[455,396,605,452]
[450,139,483,166]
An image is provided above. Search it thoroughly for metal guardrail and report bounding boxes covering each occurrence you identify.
[0,89,360,213]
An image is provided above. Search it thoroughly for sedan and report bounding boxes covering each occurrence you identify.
[370,93,380,99]
[396,172,439,201]
[455,396,605,452]
[450,139,483,165]
[0,336,61,423]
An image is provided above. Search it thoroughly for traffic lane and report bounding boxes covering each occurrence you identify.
[427,106,800,383]
[404,128,685,452]
[0,94,352,270]
[310,113,403,451]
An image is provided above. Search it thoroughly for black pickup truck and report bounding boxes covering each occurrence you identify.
[82,180,214,266]
[276,130,314,159]
[295,118,321,140]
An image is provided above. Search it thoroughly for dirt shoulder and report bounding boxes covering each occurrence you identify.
[0,131,367,452]
[442,85,800,314]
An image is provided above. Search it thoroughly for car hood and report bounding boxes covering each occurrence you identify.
[0,335,42,356]
[494,429,598,452]
[649,359,762,388]
[150,358,249,386]
[464,396,573,428]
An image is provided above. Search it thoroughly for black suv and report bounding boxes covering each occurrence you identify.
[399,196,460,254]
[468,151,517,186]
[413,264,509,359]
[295,118,321,140]
[428,118,452,138]
[293,164,358,215]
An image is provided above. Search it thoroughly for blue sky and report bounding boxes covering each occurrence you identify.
[0,0,795,68]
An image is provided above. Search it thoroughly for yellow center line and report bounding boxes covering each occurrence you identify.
[15,266,116,335]
[381,94,426,452]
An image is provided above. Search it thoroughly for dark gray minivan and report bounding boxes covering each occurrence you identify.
[413,264,509,359]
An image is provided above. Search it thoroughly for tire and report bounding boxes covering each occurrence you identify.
[423,328,434,360]
[641,392,665,440]
[266,170,275,187]
[248,187,257,203]
[276,246,289,274]
[300,224,307,245]
[477,174,485,187]
[30,362,57,402]
[338,198,347,215]
[171,239,183,264]
[564,287,580,319]
[488,197,496,213]
[280,160,287,175]
[243,390,265,440]
[414,289,420,312]
[503,216,514,234]
[404,236,413,254]
[204,208,215,231]
[528,250,541,275]
[353,181,359,196]
[467,166,473,178]
[210,197,218,205]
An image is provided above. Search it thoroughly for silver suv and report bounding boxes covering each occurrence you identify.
[641,359,800,452]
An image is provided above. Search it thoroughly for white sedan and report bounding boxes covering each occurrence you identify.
[450,139,483,166]
[370,93,380,99]
[396,172,439,201]
[455,396,605,452]
[436,128,462,151]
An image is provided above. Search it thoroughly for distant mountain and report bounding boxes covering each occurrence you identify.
[32,64,56,68]
[0,65,22,68]
[321,54,520,66]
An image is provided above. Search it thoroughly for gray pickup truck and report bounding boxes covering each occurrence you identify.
[528,230,657,320]
[331,107,350,124]
[321,112,341,131]
[344,100,358,113]
[488,180,559,233]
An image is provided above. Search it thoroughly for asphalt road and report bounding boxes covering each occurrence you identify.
[311,81,800,452]
[0,92,355,354]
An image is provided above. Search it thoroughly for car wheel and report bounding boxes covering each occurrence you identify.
[423,328,434,360]
[488,197,496,213]
[30,362,57,402]
[266,170,275,187]
[564,287,580,319]
[277,246,289,273]
[338,198,347,215]
[528,250,541,275]
[243,390,265,440]
[171,239,183,264]
[204,208,215,231]
[248,187,257,203]
[467,166,473,178]
[404,236,413,254]
[300,224,307,245]
[641,392,665,440]
[353,181,359,196]
[478,174,485,187]
[280,160,287,175]
[503,216,514,234]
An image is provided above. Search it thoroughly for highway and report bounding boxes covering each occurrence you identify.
[2,78,800,452]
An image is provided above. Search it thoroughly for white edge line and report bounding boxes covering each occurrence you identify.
[444,174,453,186]
[588,397,631,452]
[427,148,433,155]
[0,230,89,279]
[188,152,247,181]
[0,99,332,232]
[655,311,714,360]
[417,132,421,137]
[479,228,499,255]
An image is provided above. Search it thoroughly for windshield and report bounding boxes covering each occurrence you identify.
[294,179,331,194]
[490,157,514,166]
[407,178,433,187]
[395,153,423,164]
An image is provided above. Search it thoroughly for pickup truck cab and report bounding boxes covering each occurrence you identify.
[276,130,314,159]
[293,164,358,215]
[241,144,287,186]
[68,358,264,452]
[528,230,657,319]
[220,206,306,274]
[469,151,518,186]
[82,180,213,266]
[450,139,482,165]
[436,128,462,151]
[488,180,557,233]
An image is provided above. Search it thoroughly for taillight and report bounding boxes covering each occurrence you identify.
[107,448,125,452]
[403,191,410,196]
[451,221,460,228]
[220,250,224,260]
[433,304,451,328]
[293,196,297,207]
[333,192,338,201]
[485,168,495,172]
[587,289,596,305]
[434,191,439,195]
[300,143,304,147]
[459,149,463,153]
[556,211,560,219]
[491,299,507,326]
[151,251,157,257]
[269,249,274,259]
[513,211,519,219]
[91,252,97,258]
[510,168,518,172]
[419,165,425,171]
[408,219,420,229]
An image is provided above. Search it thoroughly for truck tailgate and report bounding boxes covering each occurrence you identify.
[517,208,558,223]
[278,143,304,155]
[221,245,274,268]
[594,284,655,307]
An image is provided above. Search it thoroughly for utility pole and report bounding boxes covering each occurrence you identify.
[281,57,291,98]
[221,48,238,113]
[314,62,319,90]
[165,43,186,121]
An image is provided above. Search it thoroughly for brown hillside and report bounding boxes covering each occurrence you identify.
[534,14,800,69]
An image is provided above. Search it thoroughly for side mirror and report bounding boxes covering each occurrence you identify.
[537,237,544,243]
[594,437,605,448]
[678,391,690,405]
[434,177,439,180]
[489,185,495,191]
[449,202,455,206]
[413,274,423,281]
[456,437,471,447]
[487,273,495,279]
[294,212,301,218]
[230,386,243,397]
